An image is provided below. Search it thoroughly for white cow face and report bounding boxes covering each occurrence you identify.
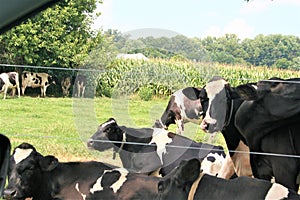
[200,77,230,133]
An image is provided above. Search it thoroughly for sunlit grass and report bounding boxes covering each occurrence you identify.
[0,96,222,166]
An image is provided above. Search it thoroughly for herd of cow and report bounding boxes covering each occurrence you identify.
[1,75,300,199]
[0,71,87,99]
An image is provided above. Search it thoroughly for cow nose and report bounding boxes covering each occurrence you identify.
[3,188,16,198]
[87,139,94,148]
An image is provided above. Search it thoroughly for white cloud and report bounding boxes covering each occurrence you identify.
[202,19,254,39]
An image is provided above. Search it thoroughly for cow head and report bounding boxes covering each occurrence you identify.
[157,158,201,200]
[200,76,258,133]
[48,75,58,85]
[4,143,59,200]
[87,118,124,152]
[199,76,233,133]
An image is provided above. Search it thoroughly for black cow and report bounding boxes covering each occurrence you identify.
[83,168,160,200]
[21,71,58,97]
[0,72,20,99]
[157,159,300,200]
[4,143,161,200]
[4,143,115,200]
[200,76,300,191]
[153,87,203,135]
[87,118,226,176]
[0,134,10,196]
[131,131,226,177]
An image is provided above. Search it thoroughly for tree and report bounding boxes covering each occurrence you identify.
[0,0,102,68]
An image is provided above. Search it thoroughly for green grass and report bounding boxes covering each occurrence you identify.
[0,96,225,166]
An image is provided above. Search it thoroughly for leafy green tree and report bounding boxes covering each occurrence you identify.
[0,0,102,68]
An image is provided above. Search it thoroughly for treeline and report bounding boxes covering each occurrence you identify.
[0,0,299,72]
[108,30,300,70]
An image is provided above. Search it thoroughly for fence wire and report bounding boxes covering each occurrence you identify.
[1,63,300,160]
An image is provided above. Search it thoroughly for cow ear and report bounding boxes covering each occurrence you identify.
[39,155,58,171]
[235,84,258,101]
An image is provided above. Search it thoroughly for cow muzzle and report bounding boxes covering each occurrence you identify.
[200,118,216,132]
[3,188,16,199]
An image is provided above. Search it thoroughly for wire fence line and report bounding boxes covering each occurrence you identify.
[6,133,300,159]
[1,63,299,160]
[1,63,299,84]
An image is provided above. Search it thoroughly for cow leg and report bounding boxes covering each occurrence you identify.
[21,86,26,96]
[81,86,85,98]
[217,154,235,179]
[175,119,184,135]
[11,87,16,97]
[2,86,8,100]
[16,84,20,98]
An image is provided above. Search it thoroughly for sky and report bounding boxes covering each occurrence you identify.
[92,0,300,39]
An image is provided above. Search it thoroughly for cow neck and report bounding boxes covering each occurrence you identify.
[112,132,126,160]
[187,170,204,200]
[223,88,234,127]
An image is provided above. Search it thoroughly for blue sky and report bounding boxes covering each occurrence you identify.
[92,0,300,39]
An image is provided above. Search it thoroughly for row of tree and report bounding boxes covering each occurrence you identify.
[110,31,300,70]
[0,0,299,71]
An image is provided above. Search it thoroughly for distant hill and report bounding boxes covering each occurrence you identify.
[124,28,180,39]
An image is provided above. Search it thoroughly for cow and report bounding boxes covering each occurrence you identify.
[199,76,256,179]
[3,142,160,200]
[199,76,300,191]
[74,74,86,98]
[153,87,203,135]
[0,134,10,196]
[157,159,300,200]
[0,72,20,99]
[87,118,226,177]
[130,132,226,177]
[82,168,160,200]
[21,71,58,97]
[61,76,72,97]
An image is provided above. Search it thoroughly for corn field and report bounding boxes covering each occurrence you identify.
[96,58,300,98]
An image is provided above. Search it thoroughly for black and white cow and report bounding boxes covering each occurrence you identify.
[87,118,226,177]
[199,76,256,179]
[4,143,160,200]
[130,131,226,177]
[61,76,72,97]
[74,74,86,98]
[157,159,300,200]
[153,87,203,135]
[200,76,300,191]
[21,71,58,97]
[0,72,20,99]
[82,168,160,200]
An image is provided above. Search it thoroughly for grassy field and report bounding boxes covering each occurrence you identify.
[0,96,225,167]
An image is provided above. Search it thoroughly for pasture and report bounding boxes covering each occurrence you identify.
[0,96,224,166]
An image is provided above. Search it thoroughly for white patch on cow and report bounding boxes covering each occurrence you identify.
[90,168,128,194]
[201,153,225,176]
[101,119,116,129]
[75,183,86,200]
[90,175,104,194]
[110,168,128,193]
[13,148,33,164]
[174,89,187,118]
[151,129,173,164]
[265,183,289,200]
[204,79,228,124]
